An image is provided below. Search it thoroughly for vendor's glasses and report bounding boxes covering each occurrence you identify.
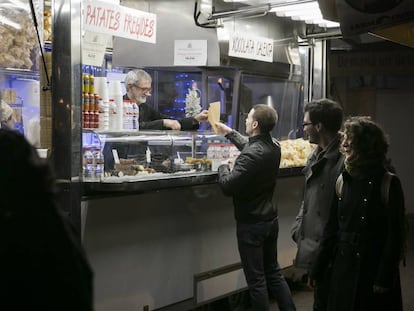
[134,85,152,93]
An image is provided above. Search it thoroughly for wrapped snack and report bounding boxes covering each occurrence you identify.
[0,0,40,69]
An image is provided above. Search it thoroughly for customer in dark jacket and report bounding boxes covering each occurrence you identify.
[310,116,405,311]
[216,104,296,311]
[291,98,344,310]
[0,129,93,310]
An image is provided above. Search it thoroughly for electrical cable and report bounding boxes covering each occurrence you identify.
[29,0,52,91]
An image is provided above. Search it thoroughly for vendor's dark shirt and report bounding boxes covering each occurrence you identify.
[123,94,198,131]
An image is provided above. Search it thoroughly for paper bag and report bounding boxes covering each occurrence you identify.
[208,101,220,133]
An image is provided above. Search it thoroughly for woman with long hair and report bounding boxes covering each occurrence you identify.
[310,116,406,311]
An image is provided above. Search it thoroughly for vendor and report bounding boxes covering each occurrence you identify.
[123,69,208,130]
[0,101,15,130]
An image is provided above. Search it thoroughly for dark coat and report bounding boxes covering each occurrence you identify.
[0,130,93,310]
[218,131,280,224]
[311,167,404,311]
[123,94,198,130]
[291,135,344,269]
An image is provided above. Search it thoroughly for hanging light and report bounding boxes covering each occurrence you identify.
[269,0,340,29]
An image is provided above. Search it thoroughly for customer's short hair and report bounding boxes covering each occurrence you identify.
[304,99,343,133]
[124,69,152,86]
[252,104,278,133]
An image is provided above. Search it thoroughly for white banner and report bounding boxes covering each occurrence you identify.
[83,0,156,44]
[228,33,273,63]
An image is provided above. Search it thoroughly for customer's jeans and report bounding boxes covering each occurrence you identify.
[237,218,296,311]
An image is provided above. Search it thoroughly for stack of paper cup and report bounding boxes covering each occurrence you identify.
[108,80,123,131]
[94,77,109,102]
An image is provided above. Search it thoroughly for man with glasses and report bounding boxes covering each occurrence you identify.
[124,69,208,130]
[291,98,344,311]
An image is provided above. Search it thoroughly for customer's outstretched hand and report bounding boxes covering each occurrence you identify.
[215,122,232,135]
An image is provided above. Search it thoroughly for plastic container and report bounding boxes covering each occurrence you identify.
[132,101,139,130]
[83,147,95,179]
[108,99,117,131]
[93,147,104,180]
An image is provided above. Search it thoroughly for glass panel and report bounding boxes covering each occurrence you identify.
[206,75,234,128]
[239,74,301,140]
[155,70,202,121]
[0,0,43,149]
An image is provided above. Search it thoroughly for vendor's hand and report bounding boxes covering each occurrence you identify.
[215,122,233,135]
[194,110,209,122]
[163,119,181,130]
[373,285,389,294]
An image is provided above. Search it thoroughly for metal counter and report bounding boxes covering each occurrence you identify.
[82,171,304,310]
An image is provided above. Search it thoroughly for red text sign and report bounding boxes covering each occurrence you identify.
[84,0,156,44]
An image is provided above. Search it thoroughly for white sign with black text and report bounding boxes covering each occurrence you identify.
[82,31,108,67]
[174,40,207,66]
[228,33,273,63]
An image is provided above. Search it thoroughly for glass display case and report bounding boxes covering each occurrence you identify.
[82,128,314,189]
[79,65,314,192]
[0,0,51,151]
[82,130,232,183]
[238,73,303,139]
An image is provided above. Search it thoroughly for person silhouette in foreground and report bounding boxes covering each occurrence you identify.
[0,129,93,310]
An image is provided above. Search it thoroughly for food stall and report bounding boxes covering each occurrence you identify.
[79,6,312,305]
[80,67,311,310]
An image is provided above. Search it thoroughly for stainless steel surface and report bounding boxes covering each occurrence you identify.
[208,0,314,20]
[113,0,302,77]
[52,0,82,178]
[83,176,304,310]
[113,0,220,68]
[311,40,326,100]
[52,0,82,222]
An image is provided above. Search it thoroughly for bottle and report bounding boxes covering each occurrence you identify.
[98,97,109,131]
[84,92,90,112]
[93,95,99,129]
[89,74,95,93]
[132,101,139,130]
[82,93,86,128]
[93,147,104,180]
[83,147,95,179]
[122,100,128,130]
[83,73,89,93]
[108,99,116,131]
[83,110,90,129]
[93,110,99,129]
[129,101,133,129]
